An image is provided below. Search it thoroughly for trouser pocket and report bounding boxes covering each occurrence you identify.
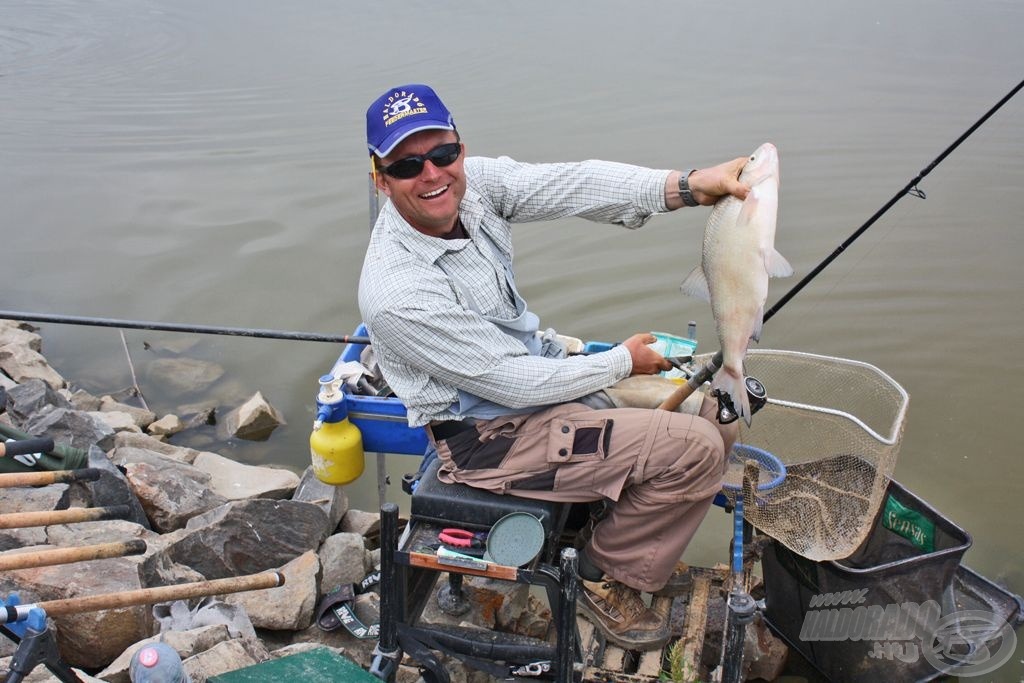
[545,417,613,464]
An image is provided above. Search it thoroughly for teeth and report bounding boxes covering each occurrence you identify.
[420,185,448,199]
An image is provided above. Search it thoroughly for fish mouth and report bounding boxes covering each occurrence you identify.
[419,185,450,200]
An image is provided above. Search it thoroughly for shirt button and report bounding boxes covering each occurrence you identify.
[558,448,568,457]
[561,426,570,434]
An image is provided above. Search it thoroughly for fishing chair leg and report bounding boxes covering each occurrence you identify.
[5,622,82,683]
[370,503,402,683]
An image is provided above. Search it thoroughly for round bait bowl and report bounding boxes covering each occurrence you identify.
[722,443,787,492]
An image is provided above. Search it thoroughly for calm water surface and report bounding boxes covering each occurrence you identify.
[2,0,1022,675]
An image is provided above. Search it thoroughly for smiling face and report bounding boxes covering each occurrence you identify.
[375,129,466,237]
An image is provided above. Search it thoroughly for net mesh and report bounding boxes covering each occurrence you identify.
[713,349,909,561]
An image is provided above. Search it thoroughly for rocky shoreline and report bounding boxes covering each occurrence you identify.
[0,318,503,683]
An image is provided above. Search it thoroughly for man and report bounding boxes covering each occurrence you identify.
[358,84,744,650]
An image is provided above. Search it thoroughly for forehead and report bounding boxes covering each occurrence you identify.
[385,129,459,160]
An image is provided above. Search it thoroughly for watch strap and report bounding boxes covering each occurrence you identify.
[678,169,699,207]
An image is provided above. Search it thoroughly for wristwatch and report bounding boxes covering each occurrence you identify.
[678,169,699,207]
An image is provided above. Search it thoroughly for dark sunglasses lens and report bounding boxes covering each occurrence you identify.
[428,143,461,168]
[383,143,461,179]
[384,159,423,179]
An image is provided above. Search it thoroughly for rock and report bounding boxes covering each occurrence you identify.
[0,344,65,389]
[66,388,104,411]
[123,460,229,533]
[44,519,158,548]
[292,467,349,532]
[191,451,299,501]
[339,509,380,538]
[99,396,157,428]
[220,391,286,441]
[64,445,152,528]
[225,550,320,631]
[88,409,143,434]
[140,550,209,588]
[162,499,331,579]
[97,624,234,683]
[113,431,204,463]
[147,413,184,437]
[0,526,47,552]
[0,557,153,669]
[0,320,42,352]
[2,378,72,426]
[23,407,115,452]
[180,404,217,429]
[318,533,371,594]
[0,482,69,515]
[146,357,225,395]
[182,637,269,682]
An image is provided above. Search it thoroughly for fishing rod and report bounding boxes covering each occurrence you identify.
[659,76,1024,414]
[0,310,368,345]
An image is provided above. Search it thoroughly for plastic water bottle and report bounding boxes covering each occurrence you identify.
[309,375,364,485]
[129,642,190,683]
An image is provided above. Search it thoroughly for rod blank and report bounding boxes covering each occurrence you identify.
[0,540,147,571]
[35,571,285,616]
[0,505,130,530]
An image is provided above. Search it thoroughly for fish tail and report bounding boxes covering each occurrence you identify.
[712,367,753,427]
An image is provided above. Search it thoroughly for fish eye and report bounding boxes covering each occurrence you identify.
[749,155,756,161]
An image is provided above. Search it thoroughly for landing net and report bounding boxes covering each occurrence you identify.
[714,349,908,561]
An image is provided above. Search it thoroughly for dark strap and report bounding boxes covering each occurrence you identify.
[397,624,512,681]
[316,571,382,638]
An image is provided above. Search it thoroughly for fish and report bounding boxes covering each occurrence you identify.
[680,142,792,425]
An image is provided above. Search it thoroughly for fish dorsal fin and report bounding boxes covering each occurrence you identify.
[679,266,711,302]
[766,248,794,278]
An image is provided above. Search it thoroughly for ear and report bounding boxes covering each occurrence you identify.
[372,162,391,197]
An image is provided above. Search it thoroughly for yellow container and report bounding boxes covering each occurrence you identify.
[310,417,364,486]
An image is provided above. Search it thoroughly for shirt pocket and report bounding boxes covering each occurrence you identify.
[545,418,613,464]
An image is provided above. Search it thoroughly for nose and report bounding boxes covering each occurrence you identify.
[419,159,444,181]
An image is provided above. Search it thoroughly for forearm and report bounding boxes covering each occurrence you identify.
[371,307,632,409]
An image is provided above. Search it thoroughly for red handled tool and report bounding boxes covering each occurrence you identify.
[438,528,487,549]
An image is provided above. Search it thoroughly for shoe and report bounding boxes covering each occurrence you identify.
[653,561,692,597]
[577,577,670,650]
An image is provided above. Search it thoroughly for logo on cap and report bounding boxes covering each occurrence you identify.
[381,90,429,128]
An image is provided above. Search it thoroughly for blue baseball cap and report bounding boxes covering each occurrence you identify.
[366,84,456,158]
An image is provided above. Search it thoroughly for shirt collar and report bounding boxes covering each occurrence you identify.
[380,188,487,264]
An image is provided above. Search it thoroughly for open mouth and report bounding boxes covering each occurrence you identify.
[419,185,449,200]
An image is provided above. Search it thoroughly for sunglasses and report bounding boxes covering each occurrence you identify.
[379,142,462,179]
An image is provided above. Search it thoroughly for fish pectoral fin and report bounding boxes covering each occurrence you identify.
[766,248,794,278]
[679,266,711,302]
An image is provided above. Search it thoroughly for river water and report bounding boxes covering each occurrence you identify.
[2,0,1022,676]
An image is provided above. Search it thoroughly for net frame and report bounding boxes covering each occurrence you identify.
[713,349,909,561]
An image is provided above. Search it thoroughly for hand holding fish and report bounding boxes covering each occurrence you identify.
[622,333,673,376]
[687,157,751,205]
[667,157,751,209]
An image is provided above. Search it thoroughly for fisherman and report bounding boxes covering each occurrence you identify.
[358,83,745,650]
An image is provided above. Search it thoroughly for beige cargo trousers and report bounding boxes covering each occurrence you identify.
[431,396,737,592]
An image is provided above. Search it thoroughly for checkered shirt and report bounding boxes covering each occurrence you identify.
[358,155,672,426]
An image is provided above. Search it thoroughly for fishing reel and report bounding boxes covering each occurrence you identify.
[714,375,768,425]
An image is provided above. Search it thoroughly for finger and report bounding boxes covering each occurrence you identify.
[729,181,751,201]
